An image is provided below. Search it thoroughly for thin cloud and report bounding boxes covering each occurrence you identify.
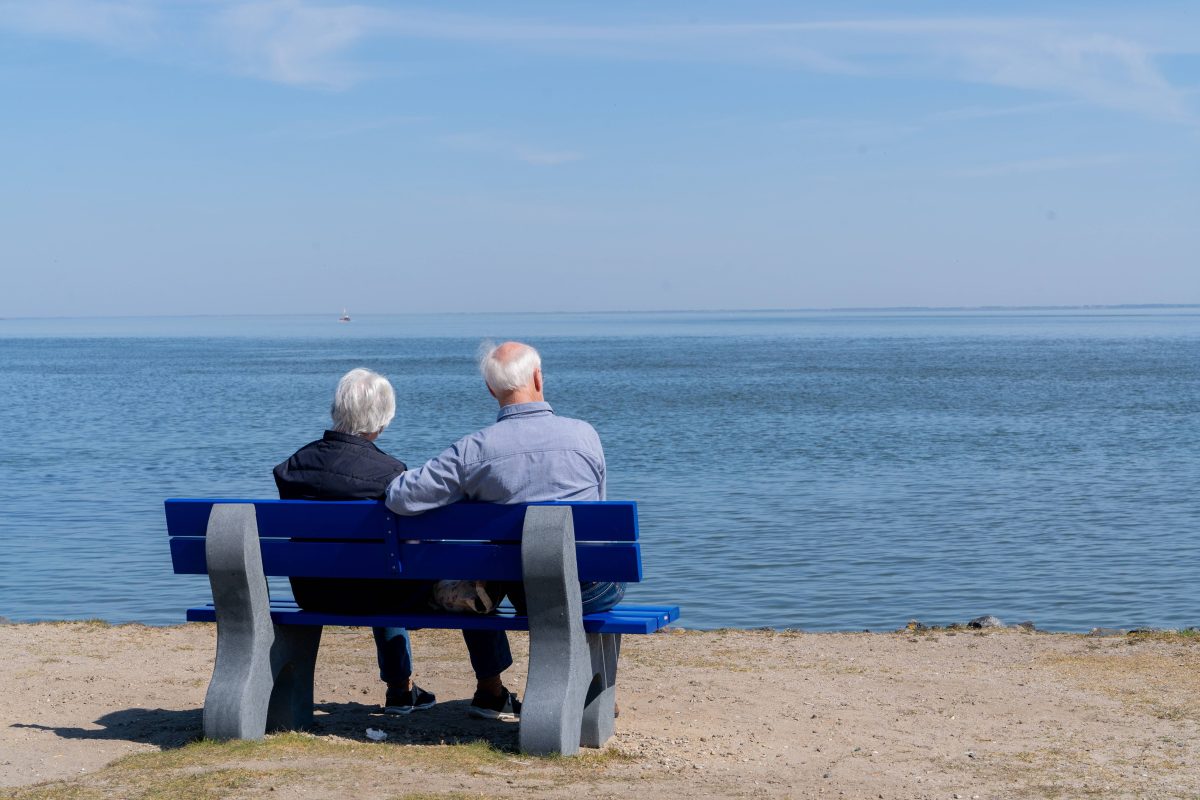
[3,2,1197,124]
[441,132,583,166]
[0,0,158,48]
[259,115,429,141]
[211,0,383,89]
[929,101,1079,122]
[951,153,1129,179]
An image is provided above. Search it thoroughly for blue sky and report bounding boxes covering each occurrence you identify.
[1,1,1198,316]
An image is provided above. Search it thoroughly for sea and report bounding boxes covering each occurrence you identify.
[1,309,1197,632]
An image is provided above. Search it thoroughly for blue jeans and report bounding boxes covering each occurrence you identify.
[499,580,626,615]
[580,580,626,613]
[290,577,515,686]
[374,626,513,685]
[376,581,625,686]
[376,582,628,690]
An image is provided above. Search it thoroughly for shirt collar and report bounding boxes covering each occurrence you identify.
[323,430,380,450]
[496,401,554,422]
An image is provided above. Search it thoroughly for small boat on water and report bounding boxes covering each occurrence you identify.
[338,309,351,323]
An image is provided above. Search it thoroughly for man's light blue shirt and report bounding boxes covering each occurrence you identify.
[386,401,606,515]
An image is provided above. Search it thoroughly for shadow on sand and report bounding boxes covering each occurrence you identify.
[10,699,520,752]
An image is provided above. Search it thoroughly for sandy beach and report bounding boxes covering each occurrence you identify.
[1,621,1197,799]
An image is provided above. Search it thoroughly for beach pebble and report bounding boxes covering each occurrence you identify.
[1088,627,1127,638]
[968,615,1003,629]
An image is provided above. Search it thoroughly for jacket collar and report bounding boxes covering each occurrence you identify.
[496,401,554,422]
[322,430,380,450]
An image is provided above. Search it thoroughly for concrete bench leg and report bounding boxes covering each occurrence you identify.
[518,506,591,756]
[581,632,621,748]
[266,623,322,732]
[202,503,322,740]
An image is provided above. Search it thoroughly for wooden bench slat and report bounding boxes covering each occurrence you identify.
[170,538,400,578]
[170,538,642,582]
[166,499,394,540]
[184,602,679,635]
[393,541,643,582]
[165,499,638,542]
[395,501,638,542]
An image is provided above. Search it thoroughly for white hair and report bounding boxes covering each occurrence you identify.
[478,341,542,393]
[330,368,396,435]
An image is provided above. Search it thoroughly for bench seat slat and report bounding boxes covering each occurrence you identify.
[170,538,400,578]
[395,501,638,542]
[165,499,638,542]
[394,542,642,582]
[171,538,642,582]
[166,499,395,540]
[184,602,679,635]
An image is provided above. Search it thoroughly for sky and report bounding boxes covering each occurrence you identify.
[1,1,1198,317]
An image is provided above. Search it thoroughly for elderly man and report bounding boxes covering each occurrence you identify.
[385,342,627,719]
[273,367,512,719]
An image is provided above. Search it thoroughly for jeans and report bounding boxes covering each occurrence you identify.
[290,576,514,686]
[498,580,626,615]
[374,627,513,685]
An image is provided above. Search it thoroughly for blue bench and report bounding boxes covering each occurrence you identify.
[165,499,680,755]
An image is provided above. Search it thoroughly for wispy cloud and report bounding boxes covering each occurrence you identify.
[211,0,383,89]
[929,101,1080,122]
[0,0,158,48]
[441,132,583,166]
[951,153,1129,179]
[259,115,429,141]
[2,2,1197,125]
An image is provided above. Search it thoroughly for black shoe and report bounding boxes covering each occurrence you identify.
[384,684,436,715]
[468,686,521,721]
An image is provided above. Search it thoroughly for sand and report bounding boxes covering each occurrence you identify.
[1,621,1198,799]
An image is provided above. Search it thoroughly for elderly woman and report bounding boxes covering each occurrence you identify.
[273,368,515,720]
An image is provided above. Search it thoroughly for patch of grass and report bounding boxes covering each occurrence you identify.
[5,731,636,800]
[3,783,108,800]
[133,767,259,800]
[1127,629,1200,644]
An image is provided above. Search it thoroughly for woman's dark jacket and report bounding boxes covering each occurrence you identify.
[273,430,407,500]
[273,430,418,612]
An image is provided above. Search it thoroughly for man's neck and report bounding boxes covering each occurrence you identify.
[496,390,544,407]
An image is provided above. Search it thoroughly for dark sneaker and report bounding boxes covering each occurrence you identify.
[469,686,521,721]
[384,684,436,715]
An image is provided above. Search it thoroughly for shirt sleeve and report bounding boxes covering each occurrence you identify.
[385,441,467,515]
[594,430,607,501]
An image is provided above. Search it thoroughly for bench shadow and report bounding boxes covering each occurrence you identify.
[10,701,520,753]
[312,699,521,752]
[10,707,203,749]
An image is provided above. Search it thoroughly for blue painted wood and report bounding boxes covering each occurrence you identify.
[170,539,400,578]
[393,542,642,582]
[166,499,394,540]
[394,501,638,542]
[170,538,641,582]
[185,602,679,635]
[165,499,638,542]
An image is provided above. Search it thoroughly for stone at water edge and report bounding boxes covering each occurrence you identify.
[968,615,1003,629]
[1088,627,1127,637]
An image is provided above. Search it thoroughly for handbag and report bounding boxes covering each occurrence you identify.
[429,579,496,614]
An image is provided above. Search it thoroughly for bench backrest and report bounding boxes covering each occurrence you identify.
[165,499,642,583]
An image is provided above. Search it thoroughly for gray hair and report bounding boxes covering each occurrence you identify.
[478,341,542,393]
[330,368,396,435]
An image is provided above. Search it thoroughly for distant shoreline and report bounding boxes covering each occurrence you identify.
[3,303,1199,322]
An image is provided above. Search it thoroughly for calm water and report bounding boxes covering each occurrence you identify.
[1,309,1197,631]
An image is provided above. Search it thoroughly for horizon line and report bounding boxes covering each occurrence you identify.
[2,303,1199,322]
